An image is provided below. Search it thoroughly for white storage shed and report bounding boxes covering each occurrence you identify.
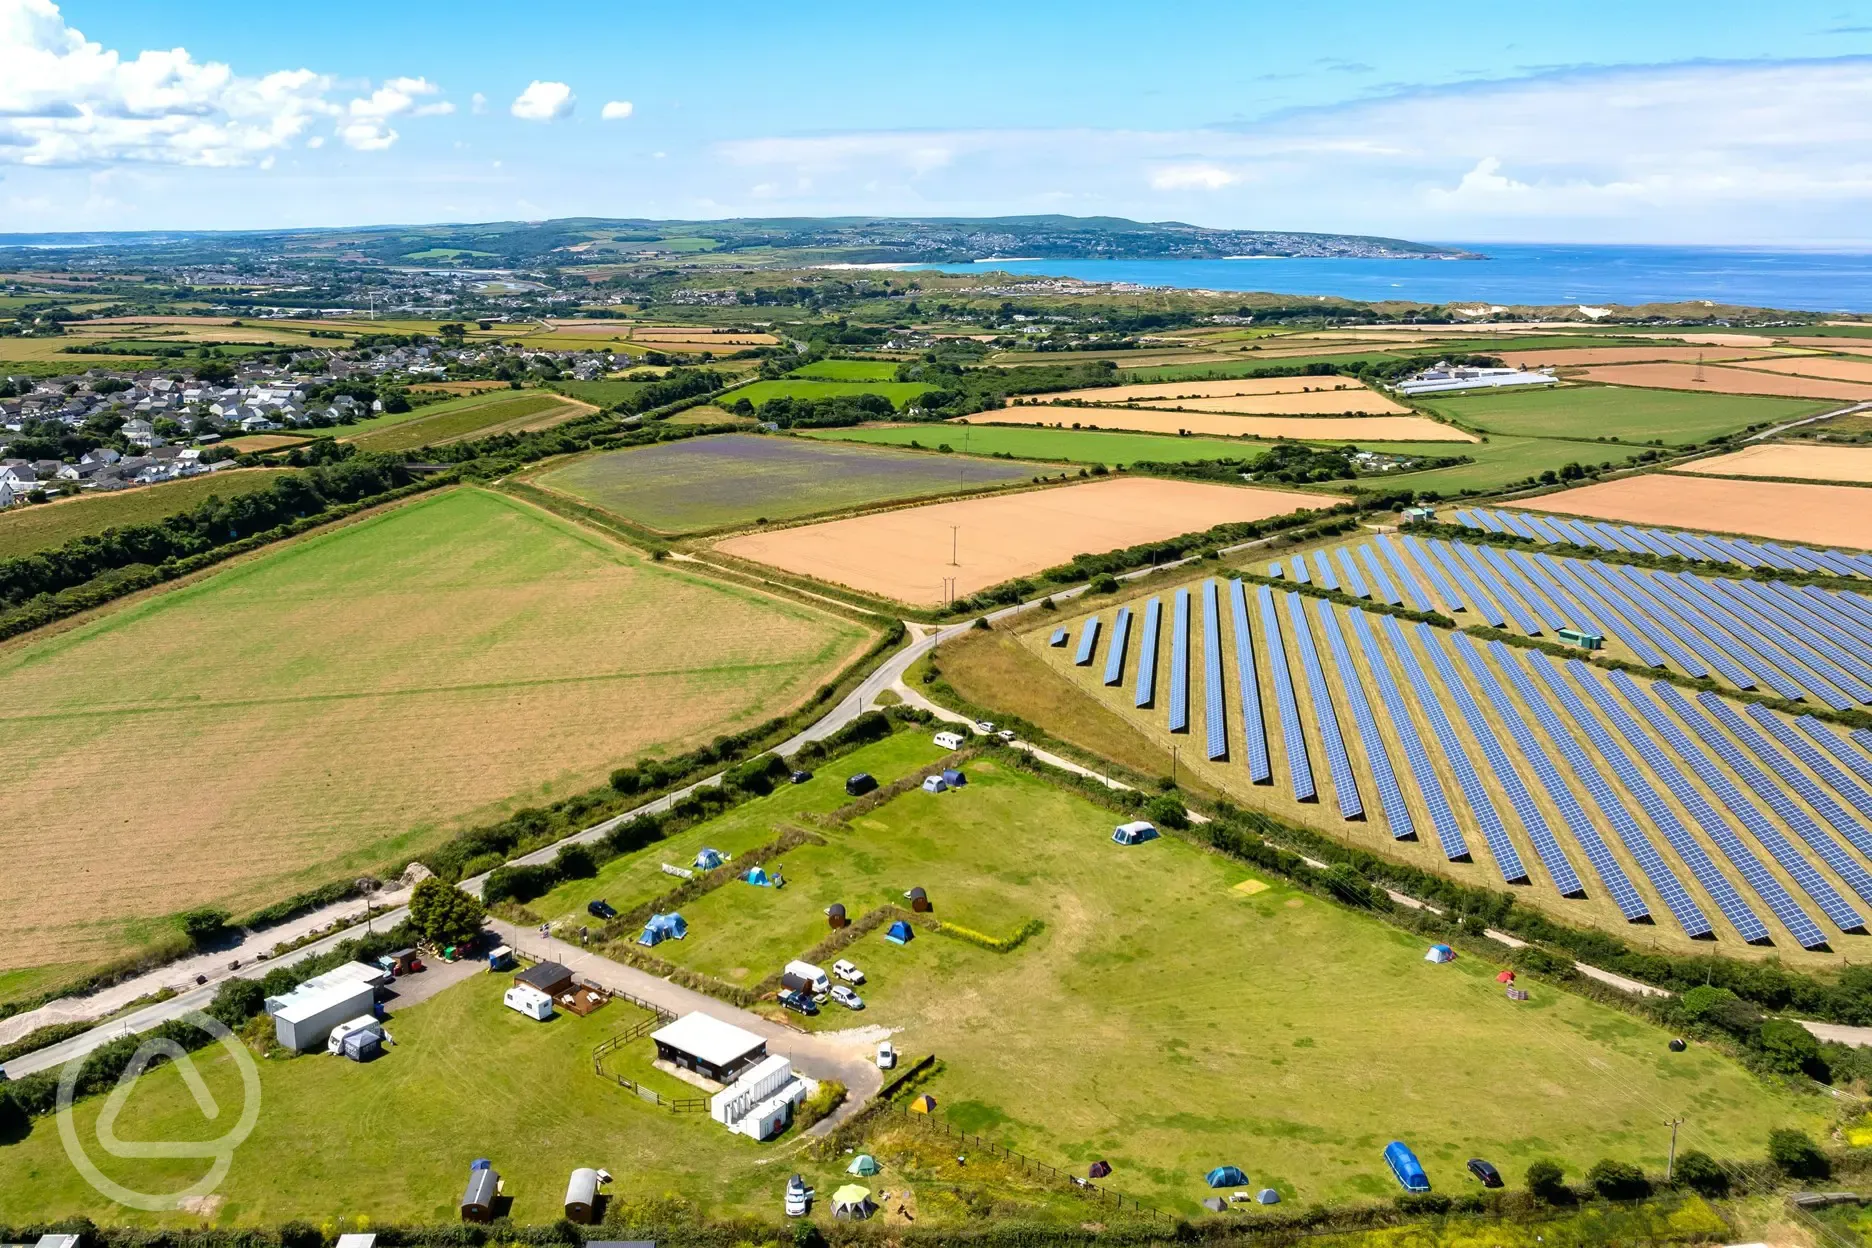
[270,981,375,1053]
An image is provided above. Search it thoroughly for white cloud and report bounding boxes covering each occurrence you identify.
[600,100,633,121]
[0,0,446,166]
[1150,163,1238,191]
[471,91,488,114]
[511,80,574,122]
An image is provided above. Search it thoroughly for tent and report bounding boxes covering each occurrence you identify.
[638,912,688,946]
[1424,944,1455,964]
[1496,969,1515,983]
[921,775,948,794]
[908,1094,936,1114]
[1088,1160,1112,1179]
[886,920,914,945]
[1206,1166,1248,1189]
[1256,1189,1280,1205]
[1201,1197,1227,1213]
[1112,821,1159,846]
[744,866,773,887]
[847,1154,880,1176]
[1383,1141,1429,1192]
[941,768,966,787]
[830,1185,874,1220]
[694,848,725,870]
[906,886,932,912]
[826,903,848,930]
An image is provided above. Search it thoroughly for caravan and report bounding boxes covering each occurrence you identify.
[932,731,965,750]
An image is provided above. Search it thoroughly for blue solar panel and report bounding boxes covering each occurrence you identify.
[1202,581,1228,762]
[1798,714,1872,792]
[1542,516,1600,549]
[1449,540,1538,632]
[1495,511,1542,541]
[1425,539,1506,625]
[1073,616,1101,665]
[1618,525,1678,559]
[1505,548,1602,634]
[1385,614,1512,865]
[1471,510,1506,534]
[1535,554,1670,668]
[1336,548,1371,599]
[1755,584,1872,686]
[1744,703,1872,825]
[1286,592,1362,821]
[1649,573,1811,700]
[1268,562,1283,578]
[1313,550,1340,592]
[1102,605,1132,687]
[1376,536,1436,612]
[1316,602,1412,838]
[1602,671,1846,947]
[1257,585,1316,802]
[1134,597,1161,707]
[1518,513,1569,545]
[1519,652,1713,938]
[1652,682,1872,910]
[1475,541,1563,633]
[1348,608,1464,855]
[1357,544,1404,606]
[1669,574,1853,707]
[1570,562,1710,677]
[1228,580,1272,783]
[1558,662,1774,943]
[1411,625,1533,884]
[1395,534,1465,612]
[1168,589,1191,733]
[1704,578,1872,704]
[1604,566,1759,690]
[1292,557,1311,585]
[1049,627,1068,646]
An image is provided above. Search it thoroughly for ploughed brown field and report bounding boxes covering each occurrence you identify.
[1728,355,1872,385]
[958,407,1476,442]
[1524,474,1872,549]
[1572,362,1872,400]
[715,477,1321,605]
[1500,347,1775,368]
[1684,443,1872,484]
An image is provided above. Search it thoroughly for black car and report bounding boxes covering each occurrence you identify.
[844,772,878,797]
[1466,1159,1503,1188]
[779,989,819,1017]
[790,769,813,785]
[587,899,618,920]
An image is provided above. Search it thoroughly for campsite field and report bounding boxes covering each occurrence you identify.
[806,423,1272,465]
[729,378,933,409]
[0,469,281,560]
[0,487,870,989]
[1684,442,1872,484]
[961,408,1473,442]
[1524,473,1872,549]
[530,434,1036,534]
[1414,385,1829,446]
[346,391,592,452]
[715,477,1321,606]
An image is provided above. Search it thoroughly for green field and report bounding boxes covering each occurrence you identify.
[0,486,868,990]
[732,378,933,409]
[549,379,651,408]
[531,433,1034,533]
[1375,435,1623,495]
[805,423,1262,464]
[349,392,581,452]
[1120,353,1409,382]
[1417,385,1830,446]
[0,469,282,560]
[789,360,903,381]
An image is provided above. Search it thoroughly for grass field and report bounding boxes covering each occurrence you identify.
[731,379,933,409]
[1417,385,1831,446]
[349,392,588,452]
[0,469,281,560]
[1119,353,1409,382]
[531,434,1035,534]
[1378,435,1622,495]
[805,423,1265,464]
[548,379,651,408]
[0,487,870,988]
[789,360,903,381]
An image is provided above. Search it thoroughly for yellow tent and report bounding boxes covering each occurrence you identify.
[908,1094,936,1114]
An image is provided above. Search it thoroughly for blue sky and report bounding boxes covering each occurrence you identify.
[6,0,1872,242]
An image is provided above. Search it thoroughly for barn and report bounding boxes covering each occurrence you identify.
[652,1012,769,1084]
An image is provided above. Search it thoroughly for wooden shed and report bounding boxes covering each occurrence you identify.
[825,903,848,930]
[515,960,574,999]
[906,886,932,913]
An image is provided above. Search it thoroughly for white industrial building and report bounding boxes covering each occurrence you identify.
[651,1011,768,1084]
[1392,365,1557,396]
[709,1052,811,1140]
[265,961,386,1053]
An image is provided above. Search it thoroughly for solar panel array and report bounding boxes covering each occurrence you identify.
[1316,601,1411,837]
[1228,580,1272,783]
[1073,616,1101,666]
[1455,508,1872,579]
[1202,581,1228,762]
[1258,583,1317,803]
[1168,589,1191,733]
[1286,591,1363,821]
[1102,606,1132,687]
[1135,597,1161,708]
[1411,625,1533,884]
[1348,608,1465,853]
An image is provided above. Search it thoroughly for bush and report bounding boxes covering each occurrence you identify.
[205,977,266,1028]
[1090,573,1119,593]
[482,864,557,906]
[796,1079,847,1131]
[1586,1158,1649,1199]
[1757,1018,1824,1076]
[280,1221,323,1248]
[177,905,233,945]
[1525,1158,1568,1202]
[553,842,597,880]
[1144,794,1189,830]
[1672,1149,1727,1195]
[408,877,486,947]
[1768,1128,1830,1179]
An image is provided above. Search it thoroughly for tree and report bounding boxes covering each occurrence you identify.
[1586,1159,1649,1200]
[409,877,485,948]
[1672,1150,1727,1196]
[1678,985,1759,1036]
[177,906,232,946]
[205,977,266,1028]
[1757,1019,1824,1077]
[1525,1158,1568,1203]
[554,842,597,880]
[1144,794,1189,830]
[1768,1128,1830,1180]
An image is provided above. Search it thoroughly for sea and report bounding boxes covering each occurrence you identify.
[912,244,1872,314]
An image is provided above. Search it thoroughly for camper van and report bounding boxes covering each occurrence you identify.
[932,731,965,750]
[504,983,556,1021]
[326,1015,385,1055]
[783,959,830,995]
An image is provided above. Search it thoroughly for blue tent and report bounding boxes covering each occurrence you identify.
[1256,1189,1280,1205]
[1206,1166,1247,1189]
[1112,821,1159,846]
[941,769,966,787]
[695,848,725,870]
[885,920,914,945]
[1383,1141,1428,1192]
[744,866,772,887]
[1424,944,1455,964]
[639,912,688,946]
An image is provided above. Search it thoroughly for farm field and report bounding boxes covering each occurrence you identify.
[730,378,933,409]
[715,477,1320,606]
[547,379,651,407]
[1687,443,1872,484]
[1117,352,1410,381]
[790,360,903,380]
[0,487,870,988]
[1573,363,1872,401]
[532,435,1035,534]
[1037,565,1872,961]
[1499,346,1776,368]
[1033,376,1395,405]
[666,404,755,426]
[1416,384,1829,446]
[806,423,1272,465]
[1379,435,1615,495]
[1526,474,1872,549]
[1729,355,1872,384]
[349,392,592,452]
[222,434,311,453]
[625,759,1814,1211]
[963,407,1475,442]
[0,469,281,560]
[527,730,949,931]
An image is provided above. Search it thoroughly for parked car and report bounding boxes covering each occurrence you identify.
[832,958,865,984]
[975,721,995,734]
[830,985,865,1010]
[587,899,618,920]
[996,729,1016,742]
[779,989,819,1017]
[1466,1159,1503,1188]
[789,769,813,784]
[784,1174,812,1217]
[844,772,878,797]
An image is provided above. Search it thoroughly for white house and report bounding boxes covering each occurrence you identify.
[122,418,158,448]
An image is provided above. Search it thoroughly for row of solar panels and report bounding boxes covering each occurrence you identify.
[1073,585,1872,949]
[1453,507,1872,580]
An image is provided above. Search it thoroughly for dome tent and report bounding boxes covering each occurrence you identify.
[1206,1165,1247,1188]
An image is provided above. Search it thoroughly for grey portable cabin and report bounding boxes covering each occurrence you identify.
[565,1167,602,1224]
[461,1165,500,1222]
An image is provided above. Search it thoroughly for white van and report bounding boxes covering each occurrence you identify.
[504,983,556,1021]
[783,959,830,995]
[932,731,965,750]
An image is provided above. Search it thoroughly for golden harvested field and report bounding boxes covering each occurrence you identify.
[960,407,1477,441]
[715,477,1319,606]
[1573,362,1872,400]
[1730,355,1872,384]
[0,488,870,975]
[1782,337,1872,356]
[1139,391,1409,416]
[410,380,513,395]
[1525,474,1872,549]
[1684,442,1872,484]
[1500,346,1772,368]
[223,434,311,452]
[1031,376,1369,403]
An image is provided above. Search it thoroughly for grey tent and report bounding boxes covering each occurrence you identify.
[941,768,966,787]
[1256,1189,1281,1205]
[1088,1160,1112,1178]
[1201,1197,1227,1213]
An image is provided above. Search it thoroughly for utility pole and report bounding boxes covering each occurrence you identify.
[1665,1118,1684,1181]
[1171,745,1178,789]
[951,526,960,567]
